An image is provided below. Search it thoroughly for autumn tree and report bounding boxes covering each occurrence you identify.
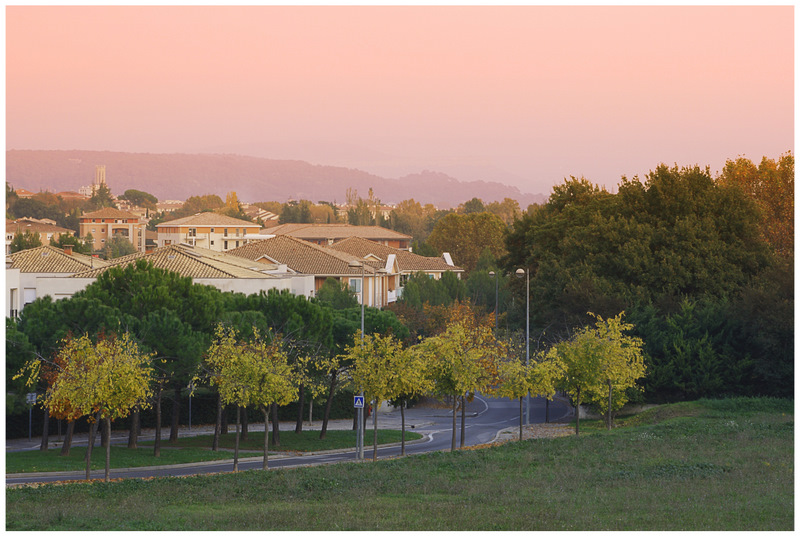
[549,312,645,434]
[415,306,500,450]
[485,198,522,225]
[203,324,297,470]
[19,332,153,481]
[428,212,508,273]
[717,152,794,257]
[585,313,646,429]
[345,332,427,460]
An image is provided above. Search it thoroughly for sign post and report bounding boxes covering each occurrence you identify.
[354,396,365,458]
[26,392,36,441]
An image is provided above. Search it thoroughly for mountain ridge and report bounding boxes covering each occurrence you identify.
[5,149,547,208]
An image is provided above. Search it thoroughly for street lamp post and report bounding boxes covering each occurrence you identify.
[348,260,366,460]
[515,268,530,426]
[488,271,499,334]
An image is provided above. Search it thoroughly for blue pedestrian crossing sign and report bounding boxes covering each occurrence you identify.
[354,396,365,408]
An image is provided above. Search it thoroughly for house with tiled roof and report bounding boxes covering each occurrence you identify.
[12,244,315,311]
[226,235,399,307]
[79,207,147,253]
[156,213,263,253]
[6,218,76,255]
[266,224,412,250]
[329,236,463,298]
[5,245,109,317]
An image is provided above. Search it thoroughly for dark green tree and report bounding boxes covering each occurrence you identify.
[315,277,358,309]
[9,230,42,253]
[119,189,158,210]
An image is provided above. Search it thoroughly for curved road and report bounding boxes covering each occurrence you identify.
[6,395,571,485]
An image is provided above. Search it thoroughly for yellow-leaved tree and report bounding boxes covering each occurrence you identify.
[549,312,645,435]
[415,314,500,451]
[346,332,417,461]
[203,324,297,471]
[584,313,646,430]
[18,332,153,481]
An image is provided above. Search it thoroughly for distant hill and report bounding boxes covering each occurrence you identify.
[6,150,546,208]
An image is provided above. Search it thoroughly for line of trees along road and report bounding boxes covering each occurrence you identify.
[7,154,793,456]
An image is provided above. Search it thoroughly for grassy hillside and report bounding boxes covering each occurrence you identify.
[6,397,793,531]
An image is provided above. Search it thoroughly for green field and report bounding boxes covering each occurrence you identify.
[6,429,422,474]
[6,398,793,531]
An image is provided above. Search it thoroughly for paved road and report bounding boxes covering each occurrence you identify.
[6,395,572,485]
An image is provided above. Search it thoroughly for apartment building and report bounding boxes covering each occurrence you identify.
[156,213,263,252]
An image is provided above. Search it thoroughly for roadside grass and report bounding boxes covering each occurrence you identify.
[5,447,234,474]
[6,397,793,531]
[7,429,421,474]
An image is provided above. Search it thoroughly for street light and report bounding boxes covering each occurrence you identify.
[515,267,530,426]
[348,259,366,460]
[488,271,498,334]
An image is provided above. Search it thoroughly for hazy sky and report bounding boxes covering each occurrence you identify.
[6,5,794,196]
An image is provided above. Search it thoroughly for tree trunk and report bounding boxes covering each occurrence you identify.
[233,405,240,472]
[128,409,139,449]
[575,388,581,436]
[169,385,182,443]
[308,399,314,427]
[154,382,162,457]
[320,371,337,440]
[212,394,222,451]
[40,407,50,451]
[60,421,74,456]
[400,402,406,456]
[545,398,550,423]
[372,398,378,461]
[519,396,524,441]
[85,412,100,480]
[100,418,107,448]
[240,407,249,442]
[262,406,270,470]
[104,417,111,483]
[221,404,229,435]
[352,406,358,431]
[607,380,613,430]
[271,403,280,446]
[460,395,466,448]
[451,396,457,452]
[295,384,305,433]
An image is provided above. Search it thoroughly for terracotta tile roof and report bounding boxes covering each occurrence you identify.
[330,236,464,273]
[7,245,108,273]
[72,244,281,280]
[156,213,262,229]
[226,235,378,276]
[81,207,140,220]
[266,224,411,241]
[6,219,75,236]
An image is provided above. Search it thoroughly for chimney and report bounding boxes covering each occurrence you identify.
[63,244,73,256]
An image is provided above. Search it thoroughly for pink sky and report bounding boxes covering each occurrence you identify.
[5,5,794,196]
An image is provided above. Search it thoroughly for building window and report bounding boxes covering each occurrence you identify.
[210,228,215,233]
[224,240,228,249]
[91,228,96,233]
[210,240,214,246]
[349,278,362,293]
[235,241,239,248]
[164,240,172,246]
[224,229,228,237]
[188,228,197,237]
[101,239,105,243]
